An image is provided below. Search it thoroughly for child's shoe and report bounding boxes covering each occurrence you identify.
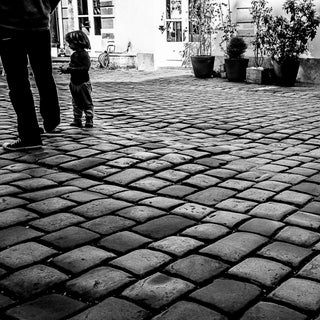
[70,120,82,128]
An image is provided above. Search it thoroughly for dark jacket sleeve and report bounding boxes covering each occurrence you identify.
[67,51,91,74]
[49,0,61,12]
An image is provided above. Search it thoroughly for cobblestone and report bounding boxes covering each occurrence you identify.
[104,168,152,185]
[0,264,68,298]
[110,249,171,275]
[69,297,150,320]
[236,188,275,202]
[291,182,320,195]
[190,278,261,314]
[171,203,213,220]
[71,198,131,218]
[240,302,307,320]
[52,245,115,273]
[98,231,152,253]
[165,254,229,283]
[0,196,28,211]
[238,218,284,236]
[0,226,43,249]
[258,241,312,267]
[228,257,291,287]
[284,211,320,229]
[21,186,80,201]
[275,226,320,246]
[116,205,166,222]
[132,215,196,239]
[215,198,258,213]
[11,178,58,191]
[29,212,86,231]
[152,301,227,320]
[186,187,236,205]
[0,242,56,269]
[0,208,38,228]
[298,254,320,281]
[1,69,320,319]
[81,215,136,235]
[122,273,194,309]
[200,232,268,262]
[148,236,203,256]
[6,294,85,320]
[181,223,230,240]
[66,267,134,300]
[249,202,296,220]
[139,196,184,209]
[27,197,76,215]
[41,226,100,249]
[269,278,320,311]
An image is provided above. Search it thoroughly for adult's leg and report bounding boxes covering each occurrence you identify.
[0,34,42,144]
[27,29,60,132]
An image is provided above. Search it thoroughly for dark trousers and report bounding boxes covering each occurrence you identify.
[0,29,60,143]
[70,81,94,122]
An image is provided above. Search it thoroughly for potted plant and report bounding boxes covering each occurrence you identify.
[188,0,221,78]
[262,0,320,86]
[224,36,249,82]
[217,0,237,78]
[218,0,238,54]
[246,0,274,84]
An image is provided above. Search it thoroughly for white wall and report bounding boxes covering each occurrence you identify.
[113,0,158,54]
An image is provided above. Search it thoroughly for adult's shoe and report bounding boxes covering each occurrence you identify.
[2,138,42,151]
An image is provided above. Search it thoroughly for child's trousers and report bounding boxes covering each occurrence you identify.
[69,81,93,123]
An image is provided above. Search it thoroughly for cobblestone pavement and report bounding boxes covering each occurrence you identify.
[0,68,320,320]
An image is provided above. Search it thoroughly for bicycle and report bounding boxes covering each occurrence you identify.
[98,44,115,68]
[98,41,131,68]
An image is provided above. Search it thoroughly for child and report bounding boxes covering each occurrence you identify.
[59,30,94,128]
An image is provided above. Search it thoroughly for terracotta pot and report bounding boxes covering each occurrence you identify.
[272,58,300,86]
[191,56,215,78]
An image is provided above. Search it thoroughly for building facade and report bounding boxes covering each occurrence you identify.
[51,0,320,68]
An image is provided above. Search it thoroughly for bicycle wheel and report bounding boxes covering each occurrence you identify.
[98,52,110,68]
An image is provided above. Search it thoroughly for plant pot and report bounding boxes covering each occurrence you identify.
[246,67,275,85]
[272,58,300,86]
[191,55,215,78]
[225,58,249,82]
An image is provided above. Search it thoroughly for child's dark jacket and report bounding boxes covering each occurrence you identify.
[67,50,91,85]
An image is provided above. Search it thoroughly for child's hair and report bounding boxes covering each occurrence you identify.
[65,30,91,50]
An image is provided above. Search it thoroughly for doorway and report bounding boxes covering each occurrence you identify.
[75,0,114,54]
[162,0,189,65]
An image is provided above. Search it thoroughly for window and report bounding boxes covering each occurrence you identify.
[79,16,90,35]
[166,0,183,42]
[77,0,88,15]
[101,0,115,46]
[92,0,101,35]
[93,0,101,14]
[166,21,182,42]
